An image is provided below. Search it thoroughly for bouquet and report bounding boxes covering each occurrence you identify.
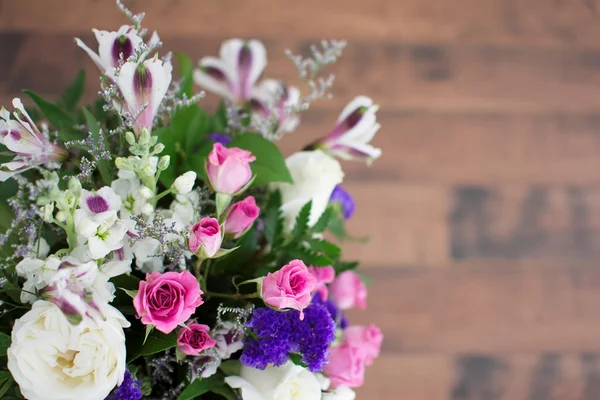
[0,2,383,399]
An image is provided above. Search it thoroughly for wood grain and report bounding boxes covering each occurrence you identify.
[2,0,600,398]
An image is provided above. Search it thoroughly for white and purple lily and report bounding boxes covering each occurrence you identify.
[75,25,160,72]
[0,98,68,181]
[113,56,173,134]
[251,79,301,134]
[317,96,382,164]
[194,39,267,104]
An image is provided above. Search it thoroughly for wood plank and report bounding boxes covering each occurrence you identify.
[3,0,600,47]
[4,33,600,114]
[355,352,600,399]
[352,265,600,354]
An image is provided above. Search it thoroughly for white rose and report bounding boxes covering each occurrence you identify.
[273,150,343,230]
[173,171,197,194]
[8,301,130,400]
[225,361,322,400]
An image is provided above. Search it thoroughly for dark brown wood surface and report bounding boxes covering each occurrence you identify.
[3,0,600,398]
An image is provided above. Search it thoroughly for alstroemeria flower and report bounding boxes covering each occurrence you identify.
[0,98,68,181]
[318,96,382,164]
[75,25,159,72]
[251,79,301,134]
[74,187,129,259]
[114,56,173,134]
[194,39,266,104]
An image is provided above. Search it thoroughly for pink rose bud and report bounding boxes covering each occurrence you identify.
[324,344,367,389]
[224,196,260,238]
[177,323,217,356]
[189,217,222,258]
[308,265,335,300]
[206,143,256,194]
[261,259,317,319]
[344,324,383,366]
[329,270,367,310]
[133,271,204,334]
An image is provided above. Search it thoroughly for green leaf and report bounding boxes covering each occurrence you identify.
[228,133,293,186]
[82,108,112,185]
[210,385,238,400]
[135,329,178,358]
[178,375,225,400]
[333,260,359,274]
[213,101,228,133]
[219,360,242,377]
[175,52,194,99]
[110,274,141,290]
[292,201,312,239]
[0,332,10,356]
[308,238,341,261]
[0,371,13,398]
[119,288,138,299]
[23,90,83,141]
[263,191,283,246]
[311,206,332,234]
[57,70,85,112]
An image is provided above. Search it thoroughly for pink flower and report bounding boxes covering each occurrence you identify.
[133,271,203,334]
[329,271,367,310]
[308,266,335,300]
[344,325,383,366]
[189,217,222,257]
[177,323,217,356]
[224,196,260,238]
[261,259,317,319]
[206,143,256,194]
[324,344,366,389]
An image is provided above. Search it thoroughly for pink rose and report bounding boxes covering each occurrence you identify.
[324,344,366,388]
[344,325,383,365]
[308,265,335,300]
[329,271,367,310]
[133,271,203,334]
[261,259,317,319]
[224,196,260,238]
[177,323,217,356]
[189,217,222,257]
[206,143,256,194]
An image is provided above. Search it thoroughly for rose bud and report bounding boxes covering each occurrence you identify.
[206,143,255,195]
[224,196,260,238]
[344,324,383,366]
[189,217,222,258]
[177,323,217,356]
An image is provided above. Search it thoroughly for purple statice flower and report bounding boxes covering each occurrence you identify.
[312,292,348,329]
[207,132,232,146]
[241,302,336,372]
[106,371,142,400]
[329,185,355,220]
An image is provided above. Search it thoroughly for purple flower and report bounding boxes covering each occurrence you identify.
[329,185,355,220]
[207,133,232,146]
[241,302,336,372]
[106,371,142,400]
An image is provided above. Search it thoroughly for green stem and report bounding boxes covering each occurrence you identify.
[203,259,212,288]
[152,188,172,203]
[204,291,259,300]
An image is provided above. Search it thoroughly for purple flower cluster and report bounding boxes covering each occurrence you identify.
[329,185,355,220]
[241,302,336,372]
[106,371,142,400]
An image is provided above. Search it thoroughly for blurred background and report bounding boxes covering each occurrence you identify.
[3,0,600,398]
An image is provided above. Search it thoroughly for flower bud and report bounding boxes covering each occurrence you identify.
[125,131,136,145]
[42,203,54,222]
[138,127,151,145]
[141,203,154,216]
[68,178,83,198]
[115,157,133,170]
[172,172,196,194]
[139,187,154,200]
[158,155,170,171]
[153,143,165,155]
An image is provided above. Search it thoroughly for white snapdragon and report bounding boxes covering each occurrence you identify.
[111,169,154,218]
[172,171,197,194]
[16,255,62,304]
[75,187,129,259]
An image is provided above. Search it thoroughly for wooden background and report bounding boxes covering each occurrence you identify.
[3,0,600,398]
